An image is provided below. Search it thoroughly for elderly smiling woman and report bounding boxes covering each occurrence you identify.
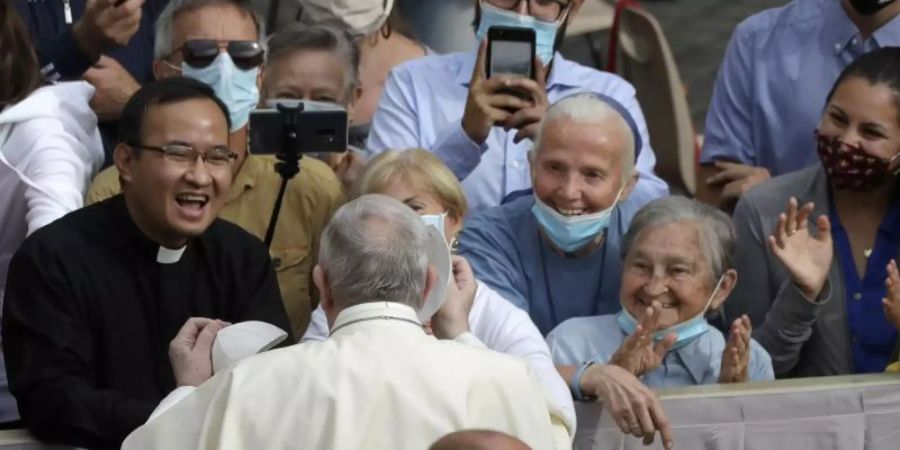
[547,196,774,447]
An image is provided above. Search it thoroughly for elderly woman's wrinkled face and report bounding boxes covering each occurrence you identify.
[620,220,720,330]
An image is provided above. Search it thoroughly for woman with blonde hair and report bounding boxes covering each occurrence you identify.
[304,148,575,432]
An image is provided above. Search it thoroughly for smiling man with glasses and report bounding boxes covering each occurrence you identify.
[367,0,668,213]
[87,0,346,339]
[2,77,293,450]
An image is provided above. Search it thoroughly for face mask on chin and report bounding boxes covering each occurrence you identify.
[531,186,624,253]
[848,0,896,16]
[616,276,725,352]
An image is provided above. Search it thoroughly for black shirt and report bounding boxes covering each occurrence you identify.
[2,195,293,449]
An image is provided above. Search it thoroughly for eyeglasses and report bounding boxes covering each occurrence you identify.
[131,143,238,168]
[169,40,265,70]
[487,0,571,22]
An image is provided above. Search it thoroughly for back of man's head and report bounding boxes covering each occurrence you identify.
[429,430,532,450]
[318,194,428,310]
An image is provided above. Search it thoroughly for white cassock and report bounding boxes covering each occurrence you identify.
[122,302,572,450]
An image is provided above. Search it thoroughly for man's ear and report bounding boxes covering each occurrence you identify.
[422,264,438,308]
[313,265,331,309]
[114,143,137,185]
[710,269,738,311]
[348,85,363,122]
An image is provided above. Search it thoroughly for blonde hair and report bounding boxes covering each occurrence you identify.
[352,149,468,221]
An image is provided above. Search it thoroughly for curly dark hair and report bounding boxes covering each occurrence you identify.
[0,1,43,107]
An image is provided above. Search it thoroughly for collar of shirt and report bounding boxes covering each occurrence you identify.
[226,155,267,203]
[111,195,195,263]
[670,332,715,385]
[453,49,582,91]
[822,0,900,56]
[331,301,424,336]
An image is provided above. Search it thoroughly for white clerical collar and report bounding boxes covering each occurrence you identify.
[156,245,186,264]
[330,302,422,336]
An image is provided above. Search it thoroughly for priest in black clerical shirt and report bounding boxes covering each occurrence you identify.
[1,77,294,450]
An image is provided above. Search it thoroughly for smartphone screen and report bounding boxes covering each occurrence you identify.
[489,39,534,78]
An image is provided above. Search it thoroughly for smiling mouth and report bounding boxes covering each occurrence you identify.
[175,194,210,210]
[556,207,587,217]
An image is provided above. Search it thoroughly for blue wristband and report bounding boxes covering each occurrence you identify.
[569,361,596,401]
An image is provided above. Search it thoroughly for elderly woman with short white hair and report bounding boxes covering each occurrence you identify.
[548,196,774,448]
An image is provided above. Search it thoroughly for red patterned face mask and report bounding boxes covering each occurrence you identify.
[815,130,900,191]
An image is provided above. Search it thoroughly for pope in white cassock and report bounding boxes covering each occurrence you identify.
[122,194,571,450]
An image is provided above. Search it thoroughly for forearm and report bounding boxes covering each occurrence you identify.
[753,279,831,376]
[34,28,99,81]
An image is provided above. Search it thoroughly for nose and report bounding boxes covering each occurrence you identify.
[838,127,863,147]
[515,0,529,14]
[557,174,581,203]
[642,273,669,298]
[184,155,213,187]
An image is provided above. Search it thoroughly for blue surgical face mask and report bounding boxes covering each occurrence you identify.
[420,212,447,238]
[616,276,725,352]
[181,52,260,132]
[531,187,623,253]
[474,1,567,66]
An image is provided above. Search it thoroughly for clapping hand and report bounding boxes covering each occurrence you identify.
[768,197,833,300]
[719,315,752,383]
[883,260,900,330]
[609,302,677,377]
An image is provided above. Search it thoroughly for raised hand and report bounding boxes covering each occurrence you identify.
[504,55,550,144]
[719,315,752,383]
[461,40,533,145]
[73,0,145,61]
[767,197,833,299]
[883,259,900,330]
[609,302,677,377]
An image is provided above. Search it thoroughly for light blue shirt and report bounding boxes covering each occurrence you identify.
[548,315,775,388]
[367,49,669,211]
[458,194,643,335]
[701,0,900,175]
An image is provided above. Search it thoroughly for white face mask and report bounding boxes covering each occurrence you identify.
[300,0,395,38]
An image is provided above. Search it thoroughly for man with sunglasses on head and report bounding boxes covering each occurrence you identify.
[87,0,346,339]
[2,77,293,450]
[367,0,669,212]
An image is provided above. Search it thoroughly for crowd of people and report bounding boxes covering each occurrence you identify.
[1,0,899,449]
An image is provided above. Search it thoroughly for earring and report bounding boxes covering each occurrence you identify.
[450,237,459,254]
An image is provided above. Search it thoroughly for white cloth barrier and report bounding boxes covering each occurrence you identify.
[575,373,900,450]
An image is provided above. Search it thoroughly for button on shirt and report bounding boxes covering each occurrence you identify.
[367,49,669,211]
[828,196,900,373]
[701,0,900,176]
[548,315,774,388]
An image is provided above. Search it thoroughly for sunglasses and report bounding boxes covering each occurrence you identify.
[173,40,265,71]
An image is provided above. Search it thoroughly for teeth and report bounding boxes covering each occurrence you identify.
[557,208,584,216]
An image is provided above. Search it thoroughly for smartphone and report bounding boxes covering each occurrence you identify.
[486,26,535,80]
[248,99,348,156]
[486,26,536,110]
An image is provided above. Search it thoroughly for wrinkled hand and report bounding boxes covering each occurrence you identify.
[461,40,535,145]
[706,161,770,204]
[169,318,229,387]
[582,364,674,448]
[503,56,549,144]
[883,260,900,330]
[73,0,145,61]
[719,315,752,383]
[609,302,677,377]
[83,56,140,121]
[430,256,477,339]
[768,197,832,300]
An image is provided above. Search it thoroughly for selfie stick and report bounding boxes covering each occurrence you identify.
[263,102,305,248]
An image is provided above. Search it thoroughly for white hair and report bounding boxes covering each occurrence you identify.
[533,93,636,181]
[154,0,267,60]
[318,194,429,310]
[621,196,736,282]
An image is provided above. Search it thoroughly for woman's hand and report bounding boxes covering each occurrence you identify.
[609,302,677,378]
[882,259,900,330]
[581,364,674,449]
[768,197,833,300]
[719,315,752,383]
